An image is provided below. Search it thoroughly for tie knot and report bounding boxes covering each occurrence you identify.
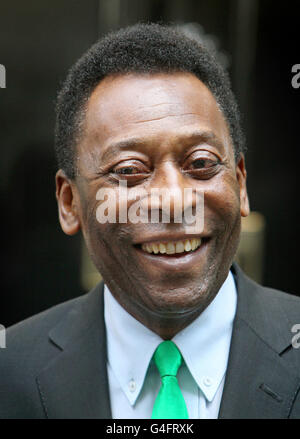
[153,341,182,378]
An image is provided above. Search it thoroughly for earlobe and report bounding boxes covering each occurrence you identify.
[55,169,81,235]
[236,154,250,218]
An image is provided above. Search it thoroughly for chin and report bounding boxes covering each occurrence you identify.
[136,280,216,318]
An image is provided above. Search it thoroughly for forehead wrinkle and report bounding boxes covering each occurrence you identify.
[82,73,234,170]
[131,112,201,125]
[99,128,225,164]
[88,75,217,127]
[100,137,148,163]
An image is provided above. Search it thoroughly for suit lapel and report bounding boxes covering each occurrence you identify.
[36,282,112,419]
[35,264,299,418]
[218,264,300,418]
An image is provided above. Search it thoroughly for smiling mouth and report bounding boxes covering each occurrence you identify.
[140,238,202,256]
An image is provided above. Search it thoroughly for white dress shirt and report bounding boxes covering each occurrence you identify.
[104,270,237,419]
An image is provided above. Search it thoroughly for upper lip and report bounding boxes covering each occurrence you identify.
[133,233,208,245]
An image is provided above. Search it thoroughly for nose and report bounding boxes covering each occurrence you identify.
[150,161,196,223]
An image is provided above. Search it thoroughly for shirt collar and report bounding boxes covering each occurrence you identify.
[104,287,163,405]
[173,271,237,401]
[104,270,237,405]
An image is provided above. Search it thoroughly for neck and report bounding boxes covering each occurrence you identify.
[114,293,208,339]
[103,278,218,340]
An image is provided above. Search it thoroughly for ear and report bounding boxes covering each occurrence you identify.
[55,169,81,235]
[236,154,250,218]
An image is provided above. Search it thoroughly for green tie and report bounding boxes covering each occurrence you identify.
[151,341,189,419]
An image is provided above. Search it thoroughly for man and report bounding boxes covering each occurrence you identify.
[0,23,299,419]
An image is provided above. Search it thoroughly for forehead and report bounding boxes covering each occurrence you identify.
[80,72,231,158]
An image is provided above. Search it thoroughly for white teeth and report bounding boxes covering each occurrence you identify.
[159,243,166,254]
[175,241,185,253]
[141,238,201,255]
[152,244,159,254]
[184,240,192,252]
[191,238,197,251]
[166,242,175,255]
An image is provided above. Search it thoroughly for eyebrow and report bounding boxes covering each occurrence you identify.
[101,130,224,162]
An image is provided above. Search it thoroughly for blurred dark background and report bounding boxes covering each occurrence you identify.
[1,0,298,327]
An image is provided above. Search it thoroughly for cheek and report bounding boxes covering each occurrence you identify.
[83,219,120,281]
[203,174,241,230]
[83,200,132,272]
[78,191,113,263]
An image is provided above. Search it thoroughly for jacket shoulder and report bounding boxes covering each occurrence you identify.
[244,275,300,325]
[0,293,88,418]
[5,294,86,350]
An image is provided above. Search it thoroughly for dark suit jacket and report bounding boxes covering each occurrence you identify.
[0,264,299,418]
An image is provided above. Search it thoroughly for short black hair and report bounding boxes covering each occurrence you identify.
[55,22,245,179]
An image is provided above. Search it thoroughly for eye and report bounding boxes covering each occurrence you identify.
[110,160,150,184]
[183,150,222,179]
[115,166,141,175]
[191,158,217,169]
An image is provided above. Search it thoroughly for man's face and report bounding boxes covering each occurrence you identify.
[57,72,249,336]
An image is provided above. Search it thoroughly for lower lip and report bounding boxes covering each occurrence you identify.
[134,240,209,271]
